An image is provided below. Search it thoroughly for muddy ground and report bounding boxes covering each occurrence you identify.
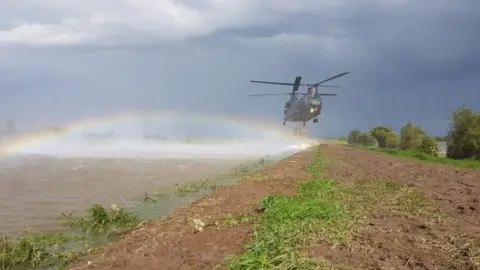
[70,144,480,270]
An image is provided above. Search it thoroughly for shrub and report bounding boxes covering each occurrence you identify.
[346,129,377,147]
[418,136,439,156]
[446,105,480,160]
[370,126,397,148]
[347,129,362,144]
[385,135,400,149]
[400,122,424,150]
[359,132,377,147]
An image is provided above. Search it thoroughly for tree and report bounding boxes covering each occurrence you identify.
[446,105,480,160]
[400,121,424,150]
[418,136,440,156]
[385,135,400,149]
[370,126,396,148]
[348,129,362,145]
[359,132,377,147]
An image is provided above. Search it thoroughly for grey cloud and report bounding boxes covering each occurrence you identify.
[0,0,479,137]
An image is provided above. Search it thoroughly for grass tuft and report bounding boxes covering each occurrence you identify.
[227,157,354,269]
[228,178,353,269]
[227,155,444,269]
[60,204,138,234]
[1,204,137,270]
[0,233,77,270]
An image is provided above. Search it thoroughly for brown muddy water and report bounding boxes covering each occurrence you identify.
[0,155,247,236]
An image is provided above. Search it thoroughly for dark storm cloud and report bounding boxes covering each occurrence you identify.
[0,0,479,136]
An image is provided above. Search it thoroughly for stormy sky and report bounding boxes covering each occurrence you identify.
[0,0,479,137]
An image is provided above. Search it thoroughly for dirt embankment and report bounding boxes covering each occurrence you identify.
[314,145,480,269]
[70,144,480,270]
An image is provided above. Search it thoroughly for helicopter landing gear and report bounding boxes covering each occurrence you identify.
[313,118,318,123]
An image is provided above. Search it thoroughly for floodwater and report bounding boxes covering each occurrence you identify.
[0,139,309,236]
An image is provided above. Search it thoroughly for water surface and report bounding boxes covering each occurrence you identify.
[0,155,247,236]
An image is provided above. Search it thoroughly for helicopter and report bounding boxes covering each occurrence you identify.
[249,72,350,126]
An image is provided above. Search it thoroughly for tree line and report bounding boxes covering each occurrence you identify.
[343,105,480,160]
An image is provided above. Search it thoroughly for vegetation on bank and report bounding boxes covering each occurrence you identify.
[1,204,137,270]
[344,105,480,168]
[227,151,444,269]
[359,146,480,169]
[143,159,262,202]
[0,158,269,270]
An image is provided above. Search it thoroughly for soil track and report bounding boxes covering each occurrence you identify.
[314,145,480,269]
[322,145,480,228]
[70,144,480,270]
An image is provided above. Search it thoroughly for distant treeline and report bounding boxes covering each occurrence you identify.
[341,105,480,160]
[434,136,448,142]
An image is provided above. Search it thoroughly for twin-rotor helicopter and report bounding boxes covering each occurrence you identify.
[249,72,351,126]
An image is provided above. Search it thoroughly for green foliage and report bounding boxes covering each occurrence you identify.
[359,132,377,147]
[385,135,401,149]
[347,129,362,144]
[0,204,138,270]
[0,203,137,270]
[343,112,480,166]
[363,146,480,169]
[0,233,81,270]
[418,136,440,156]
[61,204,138,234]
[400,121,425,150]
[338,136,348,142]
[228,181,352,269]
[228,155,440,269]
[347,129,377,147]
[446,105,480,160]
[148,158,268,200]
[370,126,397,148]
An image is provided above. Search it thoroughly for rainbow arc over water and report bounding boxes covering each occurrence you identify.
[0,111,308,158]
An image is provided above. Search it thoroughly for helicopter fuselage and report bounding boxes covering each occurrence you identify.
[284,94,322,123]
[249,72,350,126]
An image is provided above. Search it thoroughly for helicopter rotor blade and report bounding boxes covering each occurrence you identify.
[317,85,348,88]
[249,93,338,97]
[310,72,351,86]
[298,84,347,88]
[249,93,292,97]
[249,80,294,86]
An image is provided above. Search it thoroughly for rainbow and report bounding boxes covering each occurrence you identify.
[0,110,302,158]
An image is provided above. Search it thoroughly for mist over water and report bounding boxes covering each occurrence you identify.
[0,114,316,235]
[20,140,306,159]
[7,113,311,159]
